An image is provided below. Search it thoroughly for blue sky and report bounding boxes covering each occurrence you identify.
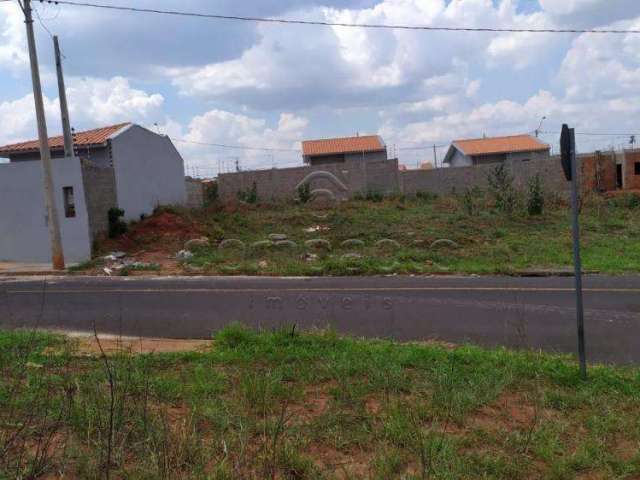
[2,0,640,175]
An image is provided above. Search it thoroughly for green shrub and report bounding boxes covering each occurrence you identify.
[461,188,477,216]
[297,182,311,203]
[527,174,545,216]
[237,182,258,204]
[488,164,518,215]
[108,207,127,239]
[366,190,384,202]
[204,181,219,206]
[609,192,640,209]
[416,191,439,202]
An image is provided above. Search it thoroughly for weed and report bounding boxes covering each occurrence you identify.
[238,182,258,204]
[488,164,518,215]
[297,182,312,204]
[527,173,545,216]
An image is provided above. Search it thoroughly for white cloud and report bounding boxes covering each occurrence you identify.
[178,110,309,176]
[0,77,166,145]
[167,0,564,108]
[0,3,28,73]
[0,94,57,146]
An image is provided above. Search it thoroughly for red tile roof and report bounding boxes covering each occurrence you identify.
[0,123,131,156]
[302,135,385,157]
[453,134,549,156]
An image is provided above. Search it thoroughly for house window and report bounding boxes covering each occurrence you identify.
[63,186,76,218]
[635,162,640,175]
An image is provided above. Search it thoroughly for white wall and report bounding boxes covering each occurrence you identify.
[110,125,186,221]
[0,157,91,263]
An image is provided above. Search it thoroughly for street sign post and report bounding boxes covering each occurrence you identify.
[560,124,587,379]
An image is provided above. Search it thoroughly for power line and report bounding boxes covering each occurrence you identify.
[35,0,640,35]
[173,137,300,153]
[538,130,640,137]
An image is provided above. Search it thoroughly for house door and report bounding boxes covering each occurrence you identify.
[616,164,623,189]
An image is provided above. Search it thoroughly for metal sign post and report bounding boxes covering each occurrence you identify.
[560,124,587,379]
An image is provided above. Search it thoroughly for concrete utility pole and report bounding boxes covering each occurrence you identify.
[433,144,438,168]
[20,0,65,269]
[54,35,73,158]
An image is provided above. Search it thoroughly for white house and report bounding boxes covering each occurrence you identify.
[0,123,186,263]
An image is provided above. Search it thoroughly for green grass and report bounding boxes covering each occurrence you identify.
[2,326,640,478]
[174,192,640,276]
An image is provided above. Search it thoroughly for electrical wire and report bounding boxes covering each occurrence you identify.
[36,0,640,35]
[173,138,301,153]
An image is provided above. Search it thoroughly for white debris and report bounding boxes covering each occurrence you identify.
[176,250,194,260]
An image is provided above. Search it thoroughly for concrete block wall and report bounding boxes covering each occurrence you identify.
[185,177,205,208]
[218,158,399,202]
[81,159,117,241]
[401,156,571,196]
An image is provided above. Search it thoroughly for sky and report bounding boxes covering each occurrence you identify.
[1,0,640,176]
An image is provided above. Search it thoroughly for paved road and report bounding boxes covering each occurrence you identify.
[1,275,639,364]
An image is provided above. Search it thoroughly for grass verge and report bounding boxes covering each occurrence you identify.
[1,326,639,479]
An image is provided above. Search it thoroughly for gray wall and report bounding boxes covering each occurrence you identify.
[218,158,399,202]
[448,148,550,168]
[185,177,205,208]
[110,125,186,221]
[0,156,91,263]
[81,159,117,241]
[9,147,112,168]
[305,150,388,165]
[401,156,571,196]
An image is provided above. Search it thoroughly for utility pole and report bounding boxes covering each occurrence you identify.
[20,0,65,269]
[54,36,73,158]
[433,144,438,168]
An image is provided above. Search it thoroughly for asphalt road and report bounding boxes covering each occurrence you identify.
[1,275,639,364]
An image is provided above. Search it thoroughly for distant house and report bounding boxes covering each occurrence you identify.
[0,123,186,263]
[443,134,550,168]
[302,135,387,165]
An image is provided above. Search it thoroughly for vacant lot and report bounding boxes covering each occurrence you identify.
[84,191,640,276]
[1,327,639,479]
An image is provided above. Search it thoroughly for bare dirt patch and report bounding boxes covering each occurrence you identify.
[469,392,555,433]
[72,336,211,355]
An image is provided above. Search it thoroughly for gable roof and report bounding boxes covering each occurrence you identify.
[302,135,385,157]
[450,134,549,158]
[0,123,131,156]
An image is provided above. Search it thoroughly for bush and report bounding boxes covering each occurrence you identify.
[527,174,545,216]
[460,188,479,216]
[237,182,258,204]
[204,181,218,206]
[365,190,384,202]
[108,208,127,239]
[297,182,311,204]
[488,164,518,215]
[609,192,640,209]
[416,191,438,202]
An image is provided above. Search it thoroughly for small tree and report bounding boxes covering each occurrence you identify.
[527,174,545,216]
[297,182,311,203]
[488,164,517,215]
